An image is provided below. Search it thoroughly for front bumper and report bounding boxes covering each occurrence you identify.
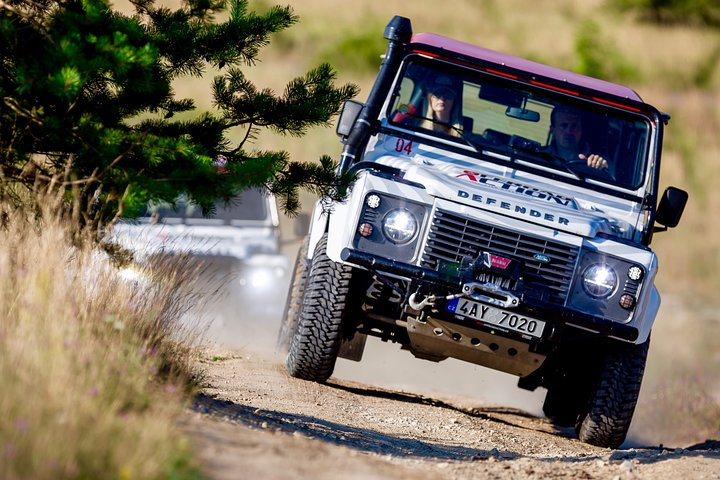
[341,247,639,342]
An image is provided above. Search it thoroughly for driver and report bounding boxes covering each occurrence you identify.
[549,106,608,170]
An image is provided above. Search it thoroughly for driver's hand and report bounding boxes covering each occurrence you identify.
[579,153,608,170]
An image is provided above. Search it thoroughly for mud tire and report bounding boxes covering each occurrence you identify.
[286,234,353,382]
[576,339,650,449]
[276,237,310,354]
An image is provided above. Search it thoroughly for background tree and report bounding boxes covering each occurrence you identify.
[0,0,358,230]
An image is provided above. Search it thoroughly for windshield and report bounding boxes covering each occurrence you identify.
[141,188,269,224]
[387,57,651,190]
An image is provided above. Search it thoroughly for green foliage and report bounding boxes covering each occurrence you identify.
[574,19,639,83]
[0,0,359,231]
[319,24,387,74]
[608,0,720,27]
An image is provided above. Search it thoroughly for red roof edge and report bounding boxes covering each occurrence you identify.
[410,32,643,102]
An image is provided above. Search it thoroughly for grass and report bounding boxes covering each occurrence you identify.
[0,195,203,480]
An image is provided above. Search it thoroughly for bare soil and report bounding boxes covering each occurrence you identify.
[181,257,720,479]
[181,346,717,480]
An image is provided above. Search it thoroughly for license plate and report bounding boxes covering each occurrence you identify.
[447,298,545,338]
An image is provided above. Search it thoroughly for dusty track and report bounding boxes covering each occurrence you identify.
[181,256,720,479]
[183,347,719,480]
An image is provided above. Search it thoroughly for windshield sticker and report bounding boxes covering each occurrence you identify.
[456,170,574,207]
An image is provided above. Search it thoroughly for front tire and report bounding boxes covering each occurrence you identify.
[576,339,650,449]
[286,234,353,382]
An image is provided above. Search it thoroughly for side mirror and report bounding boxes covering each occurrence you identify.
[336,100,364,140]
[655,186,688,229]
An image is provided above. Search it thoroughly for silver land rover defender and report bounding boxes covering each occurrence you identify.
[111,188,291,323]
[278,16,688,448]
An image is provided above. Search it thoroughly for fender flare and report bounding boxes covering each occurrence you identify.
[632,285,660,345]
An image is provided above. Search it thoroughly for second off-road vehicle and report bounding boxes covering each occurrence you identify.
[278,16,688,448]
[111,188,291,323]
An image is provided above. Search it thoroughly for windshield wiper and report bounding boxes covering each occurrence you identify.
[449,126,483,153]
[510,143,585,180]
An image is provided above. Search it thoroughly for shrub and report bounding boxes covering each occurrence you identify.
[574,19,640,83]
[694,43,720,88]
[318,24,388,74]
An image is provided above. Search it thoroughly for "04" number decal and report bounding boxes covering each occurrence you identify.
[394,138,413,155]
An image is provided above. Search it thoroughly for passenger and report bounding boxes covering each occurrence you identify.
[392,74,462,137]
[548,106,608,170]
[418,75,462,136]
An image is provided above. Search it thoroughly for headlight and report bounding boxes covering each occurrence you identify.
[382,209,418,244]
[240,266,287,289]
[353,192,428,263]
[249,269,273,288]
[570,250,650,323]
[582,264,618,298]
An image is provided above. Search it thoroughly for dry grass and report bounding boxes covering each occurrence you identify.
[0,198,203,480]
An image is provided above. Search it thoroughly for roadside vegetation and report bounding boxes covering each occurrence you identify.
[0,193,203,480]
[0,0,355,474]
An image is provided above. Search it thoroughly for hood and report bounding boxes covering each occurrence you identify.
[108,222,280,259]
[373,154,633,238]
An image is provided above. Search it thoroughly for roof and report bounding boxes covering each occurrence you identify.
[410,33,642,102]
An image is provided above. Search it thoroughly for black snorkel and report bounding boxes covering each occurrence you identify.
[338,16,413,173]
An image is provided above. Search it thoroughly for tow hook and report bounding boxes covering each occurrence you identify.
[408,282,520,310]
[408,292,464,310]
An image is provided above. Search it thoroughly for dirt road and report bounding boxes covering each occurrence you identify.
[184,346,718,480]
[181,256,720,479]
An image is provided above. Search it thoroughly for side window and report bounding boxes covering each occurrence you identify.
[463,83,512,136]
[613,120,649,188]
[390,77,419,119]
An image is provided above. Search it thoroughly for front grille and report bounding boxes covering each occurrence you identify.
[421,208,580,304]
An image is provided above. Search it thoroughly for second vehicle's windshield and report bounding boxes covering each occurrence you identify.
[387,57,651,190]
[141,188,269,224]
